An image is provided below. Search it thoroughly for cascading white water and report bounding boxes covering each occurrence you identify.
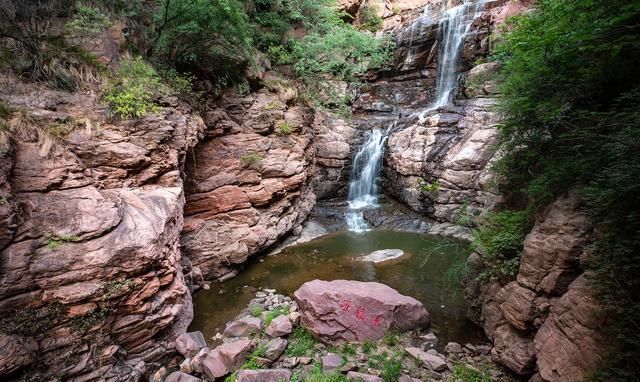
[431,0,490,109]
[346,129,389,232]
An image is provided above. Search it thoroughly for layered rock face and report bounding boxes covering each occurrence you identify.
[465,193,608,381]
[0,76,203,380]
[180,79,316,280]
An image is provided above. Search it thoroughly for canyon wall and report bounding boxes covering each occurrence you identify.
[0,75,202,380]
[464,193,608,381]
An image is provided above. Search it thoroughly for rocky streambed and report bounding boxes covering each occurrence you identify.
[165,281,518,382]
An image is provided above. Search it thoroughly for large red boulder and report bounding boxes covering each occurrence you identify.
[293,280,430,343]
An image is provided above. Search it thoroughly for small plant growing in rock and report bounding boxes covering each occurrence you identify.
[100,279,134,301]
[240,152,264,170]
[66,4,111,36]
[285,327,316,357]
[448,363,492,382]
[264,306,290,327]
[249,304,264,317]
[418,179,441,193]
[69,308,110,332]
[380,356,403,382]
[264,101,282,111]
[341,343,356,357]
[362,340,376,354]
[44,233,80,250]
[0,303,64,336]
[382,330,399,346]
[276,121,293,135]
[102,57,162,119]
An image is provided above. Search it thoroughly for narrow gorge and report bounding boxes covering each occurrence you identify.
[0,1,637,382]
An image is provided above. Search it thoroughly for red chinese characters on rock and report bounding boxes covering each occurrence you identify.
[336,301,384,327]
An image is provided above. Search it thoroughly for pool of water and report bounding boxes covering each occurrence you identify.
[190,230,486,346]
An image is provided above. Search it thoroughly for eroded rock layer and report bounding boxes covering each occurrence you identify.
[0,75,204,380]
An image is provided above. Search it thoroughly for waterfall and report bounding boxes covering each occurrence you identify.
[346,128,389,232]
[431,0,489,109]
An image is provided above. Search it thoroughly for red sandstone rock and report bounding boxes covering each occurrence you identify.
[201,339,255,379]
[223,317,263,338]
[175,332,207,358]
[0,334,37,377]
[347,372,383,382]
[237,369,293,382]
[534,275,606,382]
[405,347,447,372]
[294,280,430,343]
[265,315,293,337]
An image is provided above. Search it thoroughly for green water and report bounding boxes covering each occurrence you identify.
[190,230,486,346]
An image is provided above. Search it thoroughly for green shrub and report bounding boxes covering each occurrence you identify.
[276,121,294,135]
[362,340,376,354]
[285,327,316,357]
[380,358,402,382]
[249,304,264,317]
[66,4,111,36]
[471,211,530,282]
[359,4,383,32]
[264,306,290,327]
[102,57,162,119]
[418,179,440,193]
[448,363,492,382]
[240,344,268,370]
[240,152,264,170]
[382,330,399,346]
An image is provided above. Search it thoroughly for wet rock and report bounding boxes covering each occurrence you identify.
[405,347,447,372]
[237,369,292,382]
[165,371,202,382]
[444,342,462,354]
[420,333,438,349]
[224,317,263,338]
[265,338,288,361]
[266,315,293,337]
[322,353,343,372]
[361,249,405,263]
[175,332,207,358]
[294,280,429,343]
[201,339,255,379]
[347,371,383,382]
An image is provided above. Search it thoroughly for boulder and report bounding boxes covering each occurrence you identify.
[175,332,207,358]
[347,371,383,382]
[405,347,447,372]
[322,352,343,372]
[265,338,288,361]
[165,371,202,382]
[237,369,292,382]
[361,249,405,263]
[201,339,255,379]
[444,342,463,354]
[294,280,429,343]
[266,315,293,337]
[224,317,263,338]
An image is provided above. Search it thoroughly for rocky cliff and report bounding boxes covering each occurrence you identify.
[464,193,607,381]
[0,74,203,380]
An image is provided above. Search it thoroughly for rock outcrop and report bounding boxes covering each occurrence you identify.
[464,193,607,380]
[0,75,203,380]
[181,82,316,280]
[294,280,430,343]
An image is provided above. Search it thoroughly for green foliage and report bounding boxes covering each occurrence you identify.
[45,233,80,250]
[361,341,376,355]
[66,4,110,36]
[382,330,399,346]
[340,343,356,357]
[448,363,492,382]
[240,151,264,170]
[249,304,264,317]
[263,306,290,327]
[455,199,473,228]
[102,57,162,119]
[492,0,640,378]
[359,4,383,32]
[0,101,12,120]
[240,344,268,370]
[69,308,110,332]
[380,357,402,382]
[418,179,440,193]
[472,211,530,282]
[0,303,64,336]
[285,327,316,357]
[150,0,252,66]
[276,121,293,135]
[100,279,133,301]
[303,365,349,382]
